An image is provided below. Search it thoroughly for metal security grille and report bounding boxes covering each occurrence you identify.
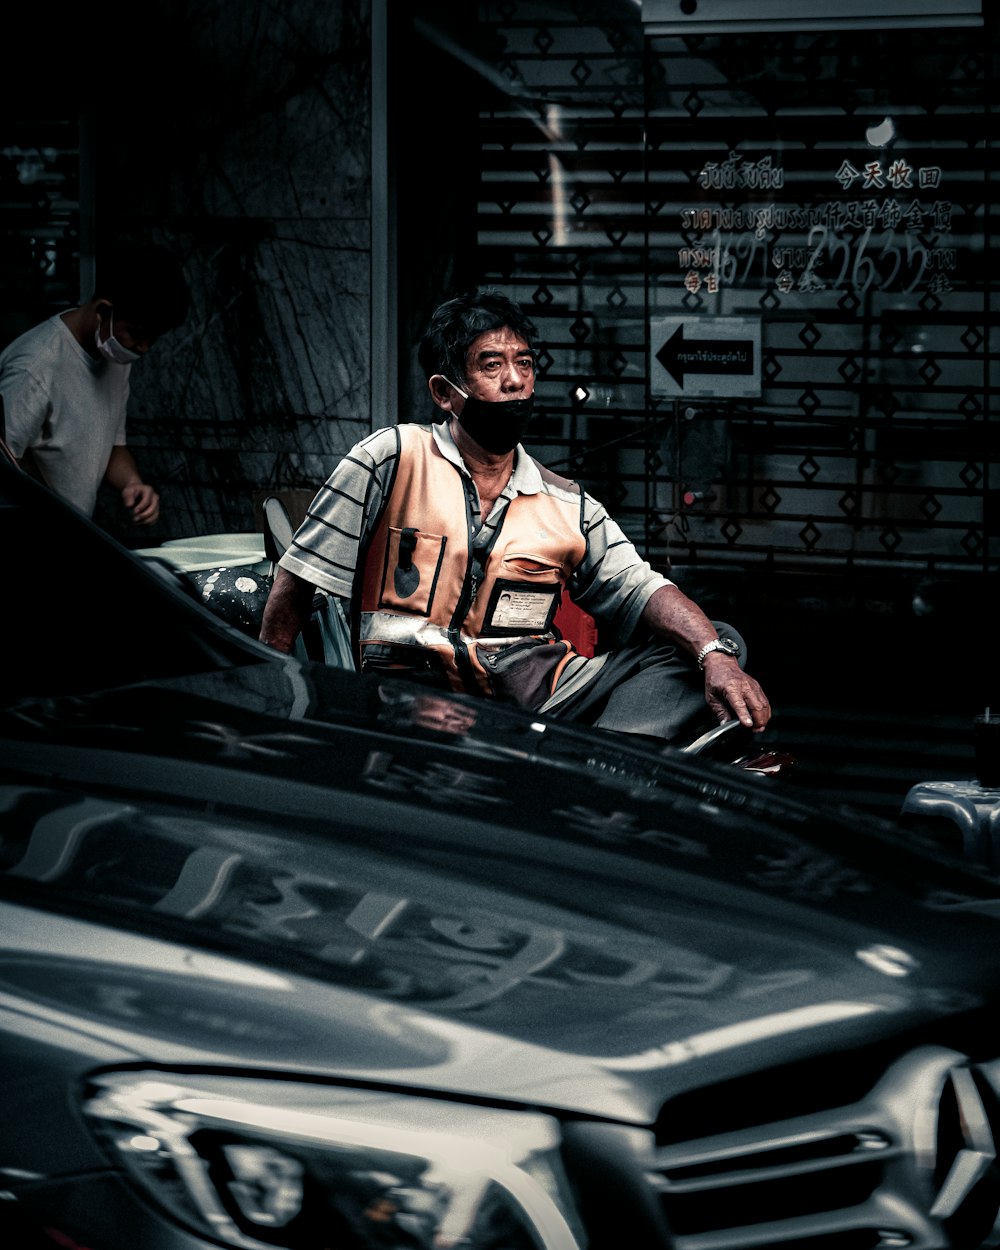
[471,3,994,579]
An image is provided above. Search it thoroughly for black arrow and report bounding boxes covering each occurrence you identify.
[655,324,754,388]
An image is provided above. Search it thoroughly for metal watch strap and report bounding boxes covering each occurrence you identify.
[696,639,735,670]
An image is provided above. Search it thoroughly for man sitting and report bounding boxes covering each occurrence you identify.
[260,288,770,746]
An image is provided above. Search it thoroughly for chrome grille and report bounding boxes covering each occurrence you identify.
[646,1046,1000,1250]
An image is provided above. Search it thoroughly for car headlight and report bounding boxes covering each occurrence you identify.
[84,1071,587,1249]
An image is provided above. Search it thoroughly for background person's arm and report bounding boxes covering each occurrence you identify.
[0,369,49,460]
[104,445,160,525]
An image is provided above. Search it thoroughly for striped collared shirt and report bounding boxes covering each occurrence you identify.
[278,420,671,650]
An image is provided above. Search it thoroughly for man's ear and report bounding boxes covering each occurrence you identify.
[428,374,457,413]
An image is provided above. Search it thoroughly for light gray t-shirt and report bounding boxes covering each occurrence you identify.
[0,313,130,516]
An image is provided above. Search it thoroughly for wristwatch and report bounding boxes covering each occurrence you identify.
[696,636,741,670]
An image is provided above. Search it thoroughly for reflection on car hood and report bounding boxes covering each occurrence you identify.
[3,659,1000,1123]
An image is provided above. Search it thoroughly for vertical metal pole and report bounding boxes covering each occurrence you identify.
[985,4,995,573]
[370,0,395,432]
[77,109,96,302]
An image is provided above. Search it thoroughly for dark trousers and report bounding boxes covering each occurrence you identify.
[547,621,746,745]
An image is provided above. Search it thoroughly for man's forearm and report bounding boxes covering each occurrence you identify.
[640,584,721,658]
[259,566,315,653]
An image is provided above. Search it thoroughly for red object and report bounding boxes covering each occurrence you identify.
[43,1230,96,1250]
[732,750,797,778]
[553,596,598,657]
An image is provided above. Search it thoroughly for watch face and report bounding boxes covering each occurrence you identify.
[719,637,740,656]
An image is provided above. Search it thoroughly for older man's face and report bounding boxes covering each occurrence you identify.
[461,326,535,402]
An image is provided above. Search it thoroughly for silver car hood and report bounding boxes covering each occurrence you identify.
[3,660,1000,1125]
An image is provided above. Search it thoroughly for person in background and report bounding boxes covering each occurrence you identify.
[259,287,770,747]
[0,243,189,526]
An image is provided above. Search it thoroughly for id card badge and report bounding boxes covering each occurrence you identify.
[481,579,559,636]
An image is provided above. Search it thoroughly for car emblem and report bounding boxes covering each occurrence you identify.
[929,1064,1000,1237]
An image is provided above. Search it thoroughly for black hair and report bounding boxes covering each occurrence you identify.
[417,287,538,383]
[92,244,190,337]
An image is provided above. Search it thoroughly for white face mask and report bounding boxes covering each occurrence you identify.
[95,311,140,365]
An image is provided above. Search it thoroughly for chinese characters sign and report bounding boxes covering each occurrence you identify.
[675,143,958,299]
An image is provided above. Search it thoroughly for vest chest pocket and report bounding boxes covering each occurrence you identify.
[378,526,447,615]
[500,551,567,581]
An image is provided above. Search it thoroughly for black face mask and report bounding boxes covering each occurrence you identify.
[445,380,535,455]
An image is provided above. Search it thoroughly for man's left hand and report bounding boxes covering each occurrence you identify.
[704,657,771,732]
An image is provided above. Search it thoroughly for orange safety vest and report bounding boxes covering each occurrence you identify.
[357,424,588,698]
